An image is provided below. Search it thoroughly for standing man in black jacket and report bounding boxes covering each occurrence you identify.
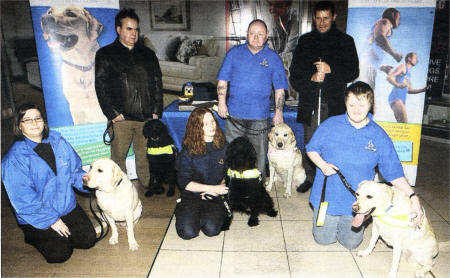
[95,8,163,190]
[289,1,359,192]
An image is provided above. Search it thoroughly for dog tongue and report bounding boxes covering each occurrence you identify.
[352,214,365,227]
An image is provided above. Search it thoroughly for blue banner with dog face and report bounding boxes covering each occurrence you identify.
[347,0,436,185]
[29,0,119,165]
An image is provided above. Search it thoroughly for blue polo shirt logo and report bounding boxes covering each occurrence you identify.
[260,58,268,67]
[365,140,376,152]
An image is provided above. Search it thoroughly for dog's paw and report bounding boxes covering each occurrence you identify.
[283,192,291,198]
[129,241,139,251]
[388,270,397,278]
[267,209,278,218]
[414,270,428,278]
[109,236,119,245]
[248,217,259,227]
[356,250,371,257]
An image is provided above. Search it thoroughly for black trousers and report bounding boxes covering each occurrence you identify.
[19,204,96,263]
[175,195,227,240]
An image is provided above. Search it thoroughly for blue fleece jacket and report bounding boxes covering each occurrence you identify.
[1,131,89,229]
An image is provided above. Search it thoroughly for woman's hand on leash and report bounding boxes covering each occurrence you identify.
[320,162,339,176]
[51,219,71,237]
[215,183,229,195]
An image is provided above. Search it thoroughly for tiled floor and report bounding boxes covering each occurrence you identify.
[148,139,449,278]
[1,83,449,277]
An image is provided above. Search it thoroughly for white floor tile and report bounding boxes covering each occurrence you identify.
[288,251,361,278]
[221,251,290,278]
[282,220,347,251]
[224,220,285,251]
[148,250,221,278]
[278,196,313,221]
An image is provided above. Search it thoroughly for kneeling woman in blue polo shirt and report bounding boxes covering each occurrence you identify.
[306,81,423,249]
[175,107,229,239]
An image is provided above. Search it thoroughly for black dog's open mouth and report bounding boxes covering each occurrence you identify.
[352,207,375,227]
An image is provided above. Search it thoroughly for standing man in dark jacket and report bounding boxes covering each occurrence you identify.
[289,1,359,192]
[95,8,163,189]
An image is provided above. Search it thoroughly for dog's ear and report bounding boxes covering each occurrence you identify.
[268,129,274,144]
[289,129,296,146]
[111,162,124,185]
[142,121,150,138]
[84,8,103,41]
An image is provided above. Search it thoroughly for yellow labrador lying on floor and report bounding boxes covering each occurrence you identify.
[266,123,306,198]
[352,181,438,278]
[83,158,142,251]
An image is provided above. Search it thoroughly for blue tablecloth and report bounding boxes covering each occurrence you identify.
[161,100,304,151]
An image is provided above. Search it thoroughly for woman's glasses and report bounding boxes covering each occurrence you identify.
[21,117,43,125]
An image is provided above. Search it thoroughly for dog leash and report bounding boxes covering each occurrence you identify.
[103,120,114,145]
[316,170,356,226]
[335,170,356,197]
[89,194,110,243]
[211,105,273,136]
[203,193,232,218]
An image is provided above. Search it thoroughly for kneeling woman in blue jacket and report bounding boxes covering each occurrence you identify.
[1,103,96,263]
[175,107,229,239]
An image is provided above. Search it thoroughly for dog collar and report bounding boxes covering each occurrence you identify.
[268,147,297,155]
[227,168,261,180]
[147,145,174,155]
[63,59,94,72]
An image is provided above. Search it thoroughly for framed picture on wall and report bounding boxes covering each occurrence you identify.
[150,1,190,31]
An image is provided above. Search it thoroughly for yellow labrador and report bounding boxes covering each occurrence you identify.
[41,5,106,124]
[352,181,438,278]
[83,158,142,251]
[266,123,306,198]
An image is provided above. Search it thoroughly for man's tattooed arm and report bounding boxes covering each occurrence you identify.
[275,89,285,112]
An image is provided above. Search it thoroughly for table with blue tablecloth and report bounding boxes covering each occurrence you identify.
[161,100,304,151]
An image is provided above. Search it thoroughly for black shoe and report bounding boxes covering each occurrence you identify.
[297,181,313,193]
[166,187,175,197]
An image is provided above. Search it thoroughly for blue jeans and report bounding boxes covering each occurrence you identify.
[312,208,365,250]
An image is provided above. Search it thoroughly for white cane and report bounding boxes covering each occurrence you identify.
[317,58,322,125]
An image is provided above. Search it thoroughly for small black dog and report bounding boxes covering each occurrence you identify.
[223,136,277,227]
[142,119,177,197]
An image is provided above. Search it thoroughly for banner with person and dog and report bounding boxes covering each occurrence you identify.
[346,0,436,185]
[29,0,119,166]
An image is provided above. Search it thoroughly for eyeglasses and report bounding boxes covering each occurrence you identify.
[21,117,43,125]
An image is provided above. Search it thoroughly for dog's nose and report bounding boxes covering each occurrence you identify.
[82,175,89,185]
[277,142,283,148]
[352,203,359,212]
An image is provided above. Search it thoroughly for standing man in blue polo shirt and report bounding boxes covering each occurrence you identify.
[217,19,289,179]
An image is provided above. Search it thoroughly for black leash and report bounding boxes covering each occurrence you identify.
[103,121,114,145]
[335,169,356,197]
[227,116,273,136]
[89,194,110,243]
[203,193,232,218]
